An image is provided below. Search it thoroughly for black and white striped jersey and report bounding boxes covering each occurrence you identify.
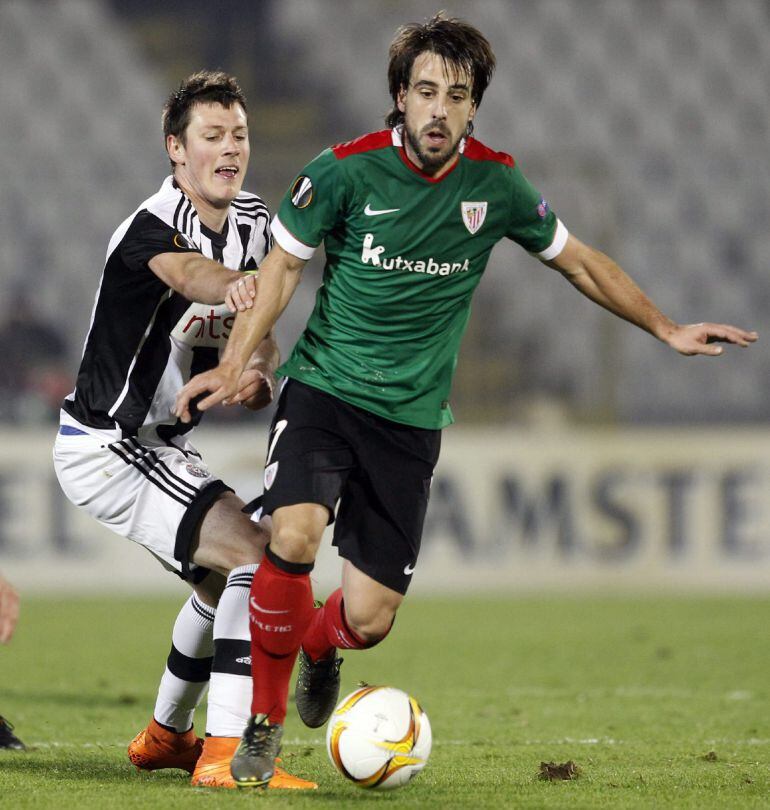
[62,176,271,441]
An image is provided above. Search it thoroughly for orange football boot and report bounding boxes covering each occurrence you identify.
[191,736,317,789]
[128,718,203,774]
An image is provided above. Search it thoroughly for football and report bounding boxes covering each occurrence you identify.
[325,685,432,789]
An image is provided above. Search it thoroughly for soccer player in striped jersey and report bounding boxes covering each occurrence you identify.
[175,17,758,787]
[53,72,314,790]
[0,571,25,750]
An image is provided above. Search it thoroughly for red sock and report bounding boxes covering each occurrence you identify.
[301,588,388,661]
[249,547,314,724]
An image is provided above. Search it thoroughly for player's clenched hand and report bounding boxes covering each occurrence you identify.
[224,273,257,312]
[174,362,242,423]
[0,573,20,644]
[664,323,758,356]
[226,365,276,411]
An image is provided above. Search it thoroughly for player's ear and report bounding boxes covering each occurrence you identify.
[468,102,477,123]
[397,86,407,114]
[166,133,185,166]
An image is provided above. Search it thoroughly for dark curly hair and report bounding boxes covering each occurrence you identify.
[162,70,247,169]
[386,12,496,134]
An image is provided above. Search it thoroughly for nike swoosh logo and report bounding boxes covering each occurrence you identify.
[403,563,416,575]
[250,597,290,614]
[364,203,400,216]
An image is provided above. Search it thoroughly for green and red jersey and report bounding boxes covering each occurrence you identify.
[273,127,568,429]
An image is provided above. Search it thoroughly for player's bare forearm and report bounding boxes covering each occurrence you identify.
[149,252,254,308]
[231,330,280,411]
[219,246,304,374]
[250,329,280,377]
[545,235,674,337]
[545,234,758,356]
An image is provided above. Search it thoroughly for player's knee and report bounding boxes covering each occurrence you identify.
[270,523,321,564]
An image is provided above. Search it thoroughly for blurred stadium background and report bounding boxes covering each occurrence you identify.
[1,0,769,595]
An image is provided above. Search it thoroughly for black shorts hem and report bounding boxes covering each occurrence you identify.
[260,493,336,525]
[336,549,413,596]
[175,479,233,582]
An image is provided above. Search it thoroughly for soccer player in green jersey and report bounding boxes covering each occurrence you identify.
[174,14,758,787]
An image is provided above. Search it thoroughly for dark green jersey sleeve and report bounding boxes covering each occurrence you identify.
[504,164,562,256]
[272,148,350,259]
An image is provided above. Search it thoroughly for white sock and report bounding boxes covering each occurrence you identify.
[206,564,257,737]
[153,593,215,733]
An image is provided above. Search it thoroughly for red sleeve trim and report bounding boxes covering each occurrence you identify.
[332,130,393,159]
[463,137,515,167]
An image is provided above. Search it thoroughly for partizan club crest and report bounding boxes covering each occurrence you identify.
[461,201,487,235]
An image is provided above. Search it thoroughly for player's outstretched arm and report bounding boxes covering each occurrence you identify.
[0,572,20,644]
[544,234,758,356]
[149,251,257,311]
[174,244,306,422]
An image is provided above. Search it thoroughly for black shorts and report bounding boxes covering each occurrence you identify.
[260,379,441,594]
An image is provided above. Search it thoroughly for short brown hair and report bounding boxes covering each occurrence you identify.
[386,13,496,132]
[162,70,247,168]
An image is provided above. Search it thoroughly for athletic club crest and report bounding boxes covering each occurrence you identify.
[264,461,278,490]
[461,201,487,235]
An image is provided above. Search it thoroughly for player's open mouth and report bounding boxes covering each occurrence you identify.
[215,165,239,179]
[424,129,448,147]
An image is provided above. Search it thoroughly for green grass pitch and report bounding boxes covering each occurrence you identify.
[1,595,769,808]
